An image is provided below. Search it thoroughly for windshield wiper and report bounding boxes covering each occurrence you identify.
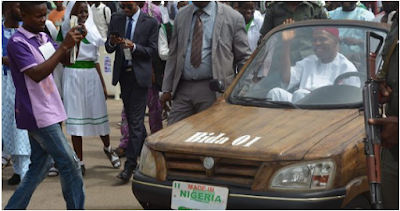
[233,96,300,109]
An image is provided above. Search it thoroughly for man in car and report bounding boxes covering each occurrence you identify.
[267,19,360,103]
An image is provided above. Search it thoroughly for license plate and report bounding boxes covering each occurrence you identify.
[171,181,229,210]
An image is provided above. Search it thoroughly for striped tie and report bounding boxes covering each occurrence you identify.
[190,9,204,68]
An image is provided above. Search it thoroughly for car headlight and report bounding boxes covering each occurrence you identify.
[139,144,157,178]
[270,160,336,190]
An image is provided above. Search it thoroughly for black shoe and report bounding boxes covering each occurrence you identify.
[8,174,21,185]
[117,168,134,182]
[114,147,126,158]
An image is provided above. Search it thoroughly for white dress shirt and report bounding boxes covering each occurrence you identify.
[91,3,111,39]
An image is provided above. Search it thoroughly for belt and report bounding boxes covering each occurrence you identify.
[67,61,95,69]
[181,78,212,82]
[123,66,133,72]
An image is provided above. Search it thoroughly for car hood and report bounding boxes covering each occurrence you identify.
[147,100,363,161]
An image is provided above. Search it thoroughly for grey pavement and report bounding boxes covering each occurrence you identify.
[2,98,155,210]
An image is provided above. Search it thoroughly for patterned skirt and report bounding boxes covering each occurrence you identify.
[2,71,30,155]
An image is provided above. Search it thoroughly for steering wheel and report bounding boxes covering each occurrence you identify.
[333,72,366,88]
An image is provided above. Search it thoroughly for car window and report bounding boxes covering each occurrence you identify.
[231,24,387,109]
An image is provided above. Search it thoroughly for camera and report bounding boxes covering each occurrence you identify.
[76,26,86,35]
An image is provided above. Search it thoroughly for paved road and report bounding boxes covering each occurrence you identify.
[2,99,153,210]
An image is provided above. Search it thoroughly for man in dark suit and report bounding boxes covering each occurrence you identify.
[105,1,158,182]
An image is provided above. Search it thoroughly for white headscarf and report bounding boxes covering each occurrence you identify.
[61,1,104,47]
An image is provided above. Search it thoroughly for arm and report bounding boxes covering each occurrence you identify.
[280,19,295,84]
[95,62,108,100]
[105,15,123,53]
[131,19,158,58]
[233,14,251,72]
[24,27,83,83]
[160,16,180,112]
[105,6,112,24]
[158,25,169,61]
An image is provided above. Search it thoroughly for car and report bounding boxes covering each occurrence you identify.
[132,20,390,210]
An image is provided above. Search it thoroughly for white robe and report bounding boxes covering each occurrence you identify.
[267,53,360,103]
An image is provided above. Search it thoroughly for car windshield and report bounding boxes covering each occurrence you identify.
[230,21,388,109]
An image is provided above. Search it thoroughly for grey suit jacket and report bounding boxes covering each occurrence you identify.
[162,2,251,95]
[105,11,158,88]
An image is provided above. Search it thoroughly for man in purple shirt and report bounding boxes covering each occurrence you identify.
[4,2,85,209]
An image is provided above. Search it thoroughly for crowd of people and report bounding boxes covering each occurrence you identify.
[1,1,398,209]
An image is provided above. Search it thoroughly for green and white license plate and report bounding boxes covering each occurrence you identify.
[171,181,229,210]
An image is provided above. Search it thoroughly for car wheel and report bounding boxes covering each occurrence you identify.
[139,201,170,210]
[343,195,372,209]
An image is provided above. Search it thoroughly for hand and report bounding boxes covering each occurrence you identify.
[160,92,172,112]
[369,116,399,148]
[61,26,84,50]
[110,35,124,46]
[281,19,296,42]
[123,39,134,50]
[377,81,392,104]
[341,37,363,47]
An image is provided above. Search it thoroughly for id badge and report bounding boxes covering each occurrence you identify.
[38,42,56,60]
[123,48,132,60]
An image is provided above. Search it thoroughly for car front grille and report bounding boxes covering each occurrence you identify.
[164,152,262,187]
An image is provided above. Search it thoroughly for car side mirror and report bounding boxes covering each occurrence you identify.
[209,79,225,93]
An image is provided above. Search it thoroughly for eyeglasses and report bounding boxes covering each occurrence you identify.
[119,4,134,10]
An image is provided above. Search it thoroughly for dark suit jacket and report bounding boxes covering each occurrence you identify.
[105,11,158,88]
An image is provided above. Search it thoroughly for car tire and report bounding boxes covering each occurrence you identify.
[139,201,170,210]
[343,194,372,209]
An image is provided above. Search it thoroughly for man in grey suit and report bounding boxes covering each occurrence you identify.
[105,1,158,182]
[160,1,251,125]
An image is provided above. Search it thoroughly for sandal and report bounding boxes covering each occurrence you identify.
[104,147,121,168]
[2,156,11,169]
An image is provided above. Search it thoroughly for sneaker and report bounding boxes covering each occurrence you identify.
[8,174,20,185]
[114,147,126,158]
[104,146,121,168]
[48,163,59,177]
[117,122,122,126]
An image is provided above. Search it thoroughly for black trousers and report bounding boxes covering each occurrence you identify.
[119,69,148,171]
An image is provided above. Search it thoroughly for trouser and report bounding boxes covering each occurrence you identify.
[119,85,163,150]
[381,147,399,209]
[5,124,85,209]
[119,108,129,149]
[168,79,216,126]
[147,85,163,134]
[119,69,148,171]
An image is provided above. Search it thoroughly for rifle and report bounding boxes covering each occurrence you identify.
[363,31,384,209]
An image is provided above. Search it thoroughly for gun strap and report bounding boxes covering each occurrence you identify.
[378,32,398,79]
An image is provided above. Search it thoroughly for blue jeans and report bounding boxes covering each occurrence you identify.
[5,124,85,209]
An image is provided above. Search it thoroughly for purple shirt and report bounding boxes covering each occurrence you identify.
[7,27,67,130]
